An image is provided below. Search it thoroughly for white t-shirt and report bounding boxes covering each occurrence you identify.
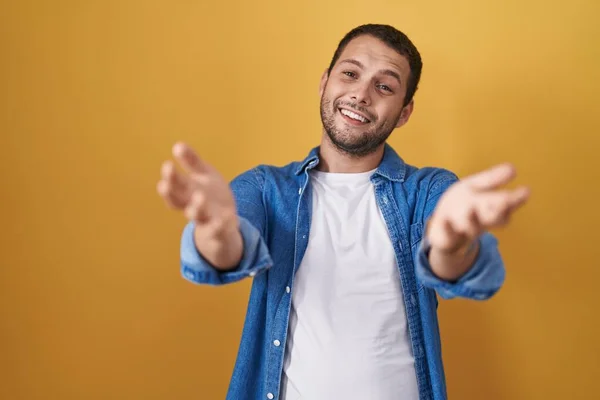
[281,169,419,400]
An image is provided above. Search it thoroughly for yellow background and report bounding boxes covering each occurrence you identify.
[1,1,599,399]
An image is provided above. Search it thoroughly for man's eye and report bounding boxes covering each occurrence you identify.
[378,84,392,92]
[343,71,356,78]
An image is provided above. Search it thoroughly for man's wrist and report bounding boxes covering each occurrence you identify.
[422,219,481,282]
[423,218,478,259]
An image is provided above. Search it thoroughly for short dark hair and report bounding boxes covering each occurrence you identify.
[327,24,422,107]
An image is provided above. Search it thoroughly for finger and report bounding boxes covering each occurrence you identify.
[161,160,188,191]
[172,142,209,175]
[507,186,531,212]
[465,163,516,191]
[473,191,507,226]
[157,179,189,209]
[493,186,530,225]
[184,191,210,223]
[474,188,527,227]
[454,208,481,240]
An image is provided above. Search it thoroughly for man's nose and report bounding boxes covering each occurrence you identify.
[350,82,371,106]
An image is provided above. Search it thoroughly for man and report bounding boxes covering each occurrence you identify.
[157,24,529,400]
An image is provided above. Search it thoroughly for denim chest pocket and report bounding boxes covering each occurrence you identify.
[409,221,424,249]
[409,221,427,293]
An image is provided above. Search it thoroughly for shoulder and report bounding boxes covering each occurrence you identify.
[231,160,304,189]
[403,164,459,197]
[380,144,458,195]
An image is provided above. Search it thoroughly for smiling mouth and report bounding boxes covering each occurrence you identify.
[338,108,371,124]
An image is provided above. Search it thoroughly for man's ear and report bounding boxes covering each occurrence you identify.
[319,69,329,97]
[395,99,415,129]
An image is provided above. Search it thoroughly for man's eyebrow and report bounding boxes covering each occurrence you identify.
[380,69,402,85]
[339,58,364,69]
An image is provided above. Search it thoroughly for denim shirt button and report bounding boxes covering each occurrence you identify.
[273,340,281,347]
[267,393,274,399]
[285,286,291,294]
[184,271,195,280]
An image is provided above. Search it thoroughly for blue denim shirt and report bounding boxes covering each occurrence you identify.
[180,144,505,400]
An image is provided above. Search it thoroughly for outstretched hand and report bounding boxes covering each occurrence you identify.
[157,142,242,269]
[426,163,530,278]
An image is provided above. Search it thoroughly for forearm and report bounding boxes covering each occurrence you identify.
[194,224,243,271]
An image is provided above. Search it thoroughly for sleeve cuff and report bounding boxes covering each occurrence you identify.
[179,217,273,285]
[415,232,505,300]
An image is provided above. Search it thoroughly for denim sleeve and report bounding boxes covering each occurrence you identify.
[179,167,273,285]
[414,169,506,300]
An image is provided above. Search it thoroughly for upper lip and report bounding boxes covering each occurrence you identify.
[339,107,370,122]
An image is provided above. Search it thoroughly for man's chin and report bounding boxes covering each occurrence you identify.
[328,136,376,157]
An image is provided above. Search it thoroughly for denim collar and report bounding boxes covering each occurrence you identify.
[294,142,406,182]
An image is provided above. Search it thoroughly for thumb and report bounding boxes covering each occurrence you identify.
[172,142,209,175]
[465,163,516,191]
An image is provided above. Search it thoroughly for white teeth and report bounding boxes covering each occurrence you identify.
[340,108,367,123]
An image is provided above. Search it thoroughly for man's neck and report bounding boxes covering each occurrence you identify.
[316,133,385,173]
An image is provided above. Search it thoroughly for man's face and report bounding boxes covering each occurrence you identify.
[319,35,413,157]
